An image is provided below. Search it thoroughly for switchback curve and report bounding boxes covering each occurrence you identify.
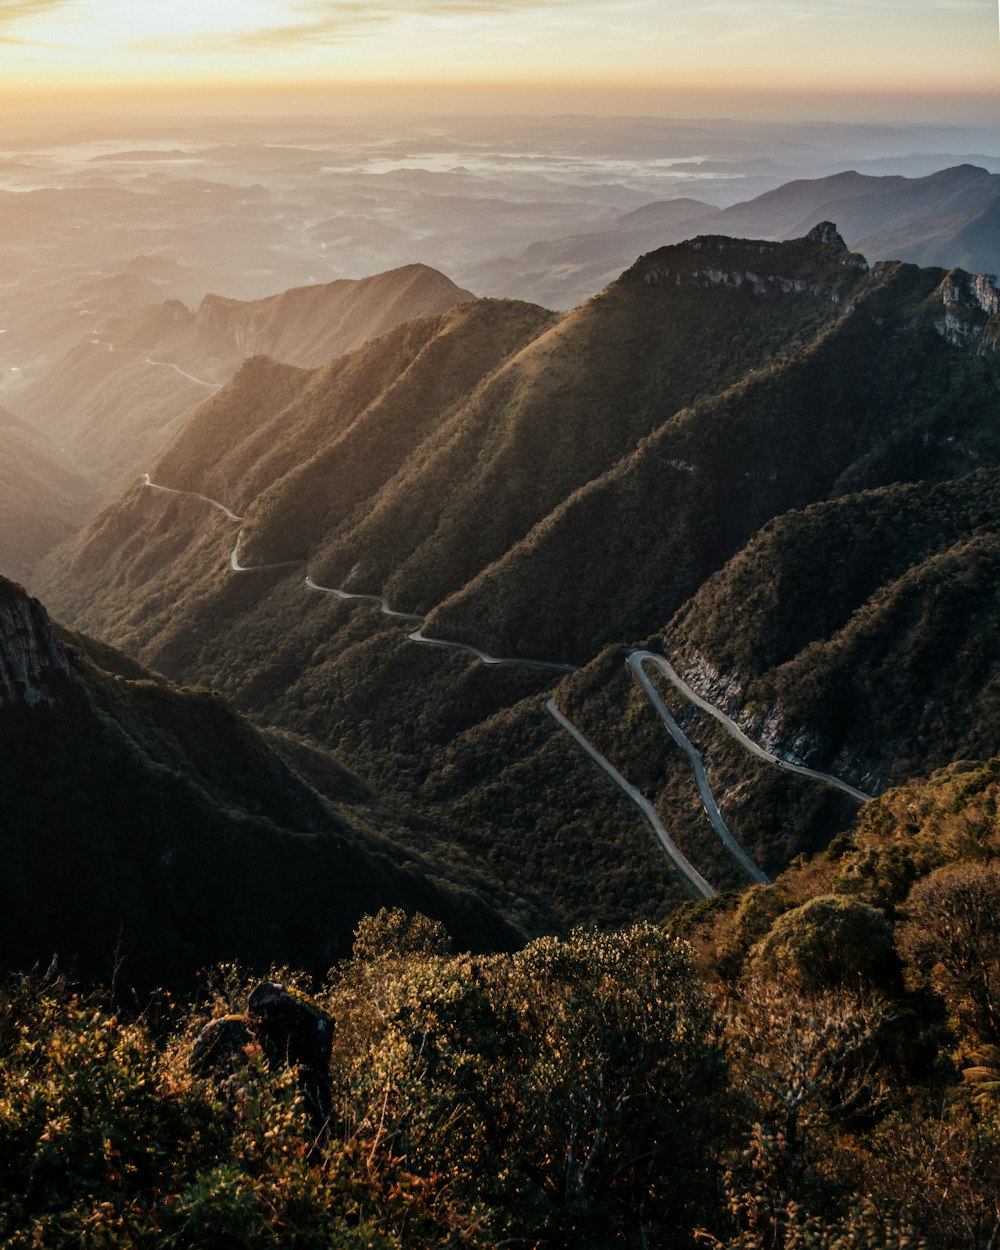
[140,473,869,890]
[545,698,716,899]
[634,650,872,803]
[629,653,769,884]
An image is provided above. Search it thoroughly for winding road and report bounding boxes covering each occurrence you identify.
[142,473,245,523]
[305,575,424,621]
[92,340,222,390]
[629,653,770,884]
[406,627,578,673]
[634,649,872,804]
[544,698,716,898]
[141,472,871,895]
[144,358,222,389]
[230,531,301,574]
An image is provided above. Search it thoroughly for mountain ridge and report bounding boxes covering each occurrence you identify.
[13,263,477,494]
[34,225,1000,931]
[0,575,531,984]
[461,164,1000,309]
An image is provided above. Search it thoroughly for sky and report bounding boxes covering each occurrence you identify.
[0,0,997,119]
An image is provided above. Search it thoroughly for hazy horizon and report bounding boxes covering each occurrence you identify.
[0,0,996,126]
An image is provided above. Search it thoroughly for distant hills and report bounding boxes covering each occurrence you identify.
[12,264,474,494]
[462,164,1000,309]
[37,224,1000,928]
[0,405,95,587]
[0,576,526,985]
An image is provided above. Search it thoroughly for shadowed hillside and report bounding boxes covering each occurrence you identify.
[0,577,530,986]
[0,406,96,589]
[35,226,1000,929]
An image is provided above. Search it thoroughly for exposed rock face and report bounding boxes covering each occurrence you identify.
[0,580,68,707]
[642,266,862,300]
[971,272,1000,317]
[639,225,867,302]
[935,270,1000,353]
[806,221,846,247]
[667,644,889,796]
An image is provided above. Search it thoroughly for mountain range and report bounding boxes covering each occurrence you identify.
[463,164,1000,309]
[3,123,1000,1250]
[10,264,473,495]
[33,222,1000,931]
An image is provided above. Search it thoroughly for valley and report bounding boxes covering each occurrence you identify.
[18,218,994,934]
[139,467,876,904]
[0,103,998,1250]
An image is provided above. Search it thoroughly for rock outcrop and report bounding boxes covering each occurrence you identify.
[0,579,67,706]
[806,221,846,247]
[935,270,1000,352]
[638,225,868,302]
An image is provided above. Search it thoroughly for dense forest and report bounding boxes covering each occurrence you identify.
[4,224,997,1247]
[2,749,998,1247]
[32,229,1000,934]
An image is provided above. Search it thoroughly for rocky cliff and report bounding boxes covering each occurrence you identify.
[935,269,1000,352]
[0,580,67,706]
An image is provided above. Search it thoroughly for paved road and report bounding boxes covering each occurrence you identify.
[633,649,872,803]
[305,574,423,621]
[628,652,769,884]
[141,472,863,893]
[230,531,301,573]
[142,473,244,522]
[545,697,716,899]
[144,358,221,389]
[407,627,578,673]
[92,340,221,390]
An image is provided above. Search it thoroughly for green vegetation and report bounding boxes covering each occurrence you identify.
[0,579,528,987]
[669,470,1000,781]
[3,739,1000,1250]
[32,230,1000,934]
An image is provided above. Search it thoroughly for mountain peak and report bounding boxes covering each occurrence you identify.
[805,221,846,247]
[929,163,991,181]
[0,579,68,707]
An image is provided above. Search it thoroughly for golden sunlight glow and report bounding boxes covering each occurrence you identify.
[0,0,997,115]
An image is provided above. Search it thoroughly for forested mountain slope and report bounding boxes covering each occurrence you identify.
[667,470,1000,780]
[13,264,474,493]
[0,577,528,986]
[36,226,1000,929]
[427,253,1000,661]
